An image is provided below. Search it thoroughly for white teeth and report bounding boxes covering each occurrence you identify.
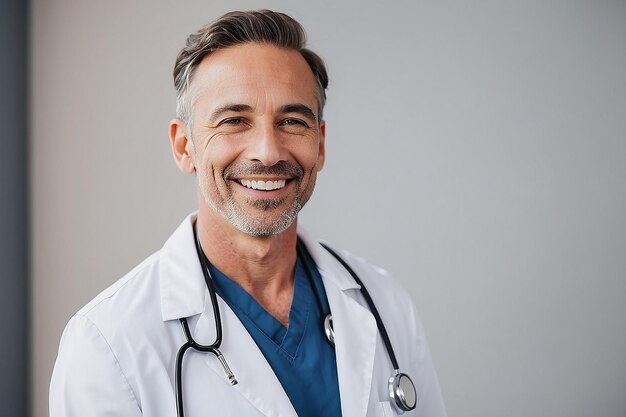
[239,179,287,191]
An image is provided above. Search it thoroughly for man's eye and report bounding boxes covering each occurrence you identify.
[280,118,308,127]
[220,118,244,126]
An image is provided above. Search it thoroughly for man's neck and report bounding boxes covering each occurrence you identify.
[195,208,298,327]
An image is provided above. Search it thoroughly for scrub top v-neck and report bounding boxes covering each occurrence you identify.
[207,246,342,417]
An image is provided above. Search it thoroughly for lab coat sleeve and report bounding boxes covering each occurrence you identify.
[49,313,142,417]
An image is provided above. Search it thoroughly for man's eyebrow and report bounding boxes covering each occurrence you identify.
[209,104,253,123]
[279,104,317,122]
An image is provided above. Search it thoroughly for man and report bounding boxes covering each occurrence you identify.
[50,10,447,417]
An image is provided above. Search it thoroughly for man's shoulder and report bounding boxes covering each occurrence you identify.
[73,250,164,334]
[302,228,416,320]
[52,248,178,412]
[299,227,411,305]
[334,248,414,310]
[65,213,199,346]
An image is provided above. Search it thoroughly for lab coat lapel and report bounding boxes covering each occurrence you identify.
[193,281,298,417]
[326,286,378,417]
[159,214,206,321]
[298,228,379,417]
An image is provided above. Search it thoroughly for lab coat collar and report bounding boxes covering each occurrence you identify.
[158,216,362,322]
[296,226,361,291]
[158,213,206,322]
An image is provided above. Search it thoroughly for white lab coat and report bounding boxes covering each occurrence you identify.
[50,214,447,417]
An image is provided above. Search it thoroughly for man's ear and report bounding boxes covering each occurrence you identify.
[169,119,196,174]
[316,121,326,172]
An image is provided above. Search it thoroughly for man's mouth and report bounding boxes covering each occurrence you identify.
[238,179,288,191]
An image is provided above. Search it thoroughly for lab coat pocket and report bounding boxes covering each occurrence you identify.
[377,401,396,417]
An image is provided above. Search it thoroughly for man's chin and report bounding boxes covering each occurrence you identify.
[228,205,300,237]
[234,220,294,237]
[248,197,286,210]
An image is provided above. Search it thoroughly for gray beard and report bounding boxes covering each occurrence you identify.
[200,184,303,237]
[221,195,302,237]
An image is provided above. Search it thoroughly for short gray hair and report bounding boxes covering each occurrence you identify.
[173,10,329,131]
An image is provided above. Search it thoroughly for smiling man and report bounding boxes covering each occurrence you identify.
[50,10,447,417]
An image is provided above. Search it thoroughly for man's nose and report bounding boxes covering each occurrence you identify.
[246,124,284,166]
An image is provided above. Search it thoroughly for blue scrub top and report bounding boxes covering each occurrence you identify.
[207,246,342,417]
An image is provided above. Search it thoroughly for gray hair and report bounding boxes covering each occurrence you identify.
[173,10,329,132]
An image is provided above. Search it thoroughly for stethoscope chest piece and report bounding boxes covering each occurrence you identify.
[388,372,417,412]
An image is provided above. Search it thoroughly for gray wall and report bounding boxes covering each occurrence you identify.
[1,0,28,416]
[31,1,626,417]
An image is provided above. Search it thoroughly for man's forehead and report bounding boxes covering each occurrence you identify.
[189,43,318,113]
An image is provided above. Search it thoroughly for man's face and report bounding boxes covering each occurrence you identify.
[184,43,325,236]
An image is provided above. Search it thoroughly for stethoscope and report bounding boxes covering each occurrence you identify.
[175,224,418,416]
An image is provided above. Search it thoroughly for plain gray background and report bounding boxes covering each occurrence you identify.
[31,1,626,416]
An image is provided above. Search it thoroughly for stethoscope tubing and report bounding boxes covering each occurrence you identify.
[319,243,417,411]
[175,224,233,417]
[175,338,192,417]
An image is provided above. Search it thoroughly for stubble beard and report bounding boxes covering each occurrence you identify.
[198,165,316,237]
[226,196,303,237]
[200,187,304,237]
